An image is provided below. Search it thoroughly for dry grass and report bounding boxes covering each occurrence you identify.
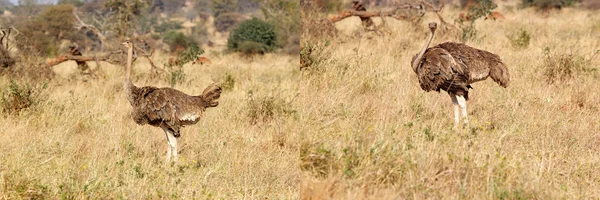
[300,4,600,199]
[0,51,300,198]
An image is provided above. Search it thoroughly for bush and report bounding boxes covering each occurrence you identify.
[1,80,46,114]
[507,29,531,49]
[246,91,293,125]
[165,46,205,87]
[154,19,183,33]
[15,4,83,56]
[542,47,587,84]
[162,31,199,53]
[214,12,246,32]
[238,41,268,57]
[300,41,331,71]
[220,73,236,91]
[521,0,578,9]
[227,18,277,54]
[455,0,497,42]
[212,0,238,18]
[262,0,300,55]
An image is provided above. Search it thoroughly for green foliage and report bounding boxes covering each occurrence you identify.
[455,0,498,42]
[300,41,331,72]
[15,4,81,56]
[521,0,578,9]
[237,41,268,57]
[507,29,532,49]
[104,0,148,39]
[165,46,205,87]
[211,0,238,18]
[1,80,46,114]
[220,73,236,91]
[154,19,183,33]
[214,12,245,32]
[227,18,277,54]
[58,0,84,6]
[162,31,199,53]
[300,142,335,177]
[261,0,300,55]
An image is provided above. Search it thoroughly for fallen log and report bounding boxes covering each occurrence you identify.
[46,50,127,67]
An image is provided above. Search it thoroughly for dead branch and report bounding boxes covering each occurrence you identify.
[421,0,455,29]
[0,27,17,68]
[46,50,126,67]
[329,1,453,28]
[73,10,108,47]
[134,44,165,74]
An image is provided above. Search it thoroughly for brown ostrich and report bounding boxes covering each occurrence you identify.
[122,40,222,163]
[410,22,509,129]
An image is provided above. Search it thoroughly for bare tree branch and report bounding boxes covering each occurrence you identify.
[46,50,126,67]
[73,10,108,47]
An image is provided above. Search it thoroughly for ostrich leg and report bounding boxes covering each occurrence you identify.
[168,131,178,163]
[456,95,470,127]
[451,95,460,130]
[160,125,178,164]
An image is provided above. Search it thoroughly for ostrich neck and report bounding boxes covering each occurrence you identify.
[125,45,133,81]
[124,45,136,104]
[411,29,436,71]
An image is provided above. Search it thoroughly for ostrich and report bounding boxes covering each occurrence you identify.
[121,40,222,164]
[410,22,509,129]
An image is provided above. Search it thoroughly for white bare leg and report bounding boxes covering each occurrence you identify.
[164,130,172,164]
[451,95,460,130]
[160,123,179,165]
[456,95,469,127]
[168,131,178,163]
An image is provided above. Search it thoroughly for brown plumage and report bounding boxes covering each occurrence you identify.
[410,22,510,129]
[122,40,222,163]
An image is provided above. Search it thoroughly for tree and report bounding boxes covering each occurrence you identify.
[15,4,82,56]
[211,0,237,18]
[103,0,147,40]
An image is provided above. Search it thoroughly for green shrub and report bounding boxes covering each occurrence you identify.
[227,18,277,54]
[154,19,183,33]
[542,47,588,84]
[521,0,578,9]
[1,80,47,114]
[455,0,497,42]
[15,4,82,56]
[238,41,268,57]
[214,12,245,32]
[162,31,199,53]
[211,0,238,18]
[507,29,531,49]
[165,46,205,87]
[220,73,235,91]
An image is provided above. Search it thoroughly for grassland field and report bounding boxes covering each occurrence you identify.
[300,2,600,199]
[0,48,300,198]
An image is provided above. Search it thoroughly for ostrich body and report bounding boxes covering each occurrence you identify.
[122,41,222,163]
[410,22,509,129]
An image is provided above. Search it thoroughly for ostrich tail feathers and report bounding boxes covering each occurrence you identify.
[490,62,510,88]
[201,83,222,107]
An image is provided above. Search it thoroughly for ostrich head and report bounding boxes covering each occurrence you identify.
[411,22,438,72]
[121,40,133,49]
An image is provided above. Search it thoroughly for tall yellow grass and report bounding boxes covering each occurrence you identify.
[0,52,300,198]
[301,4,600,199]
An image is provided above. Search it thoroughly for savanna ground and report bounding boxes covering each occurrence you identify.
[0,49,300,198]
[300,1,600,199]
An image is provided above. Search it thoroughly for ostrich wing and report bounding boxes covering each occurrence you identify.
[416,47,470,97]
